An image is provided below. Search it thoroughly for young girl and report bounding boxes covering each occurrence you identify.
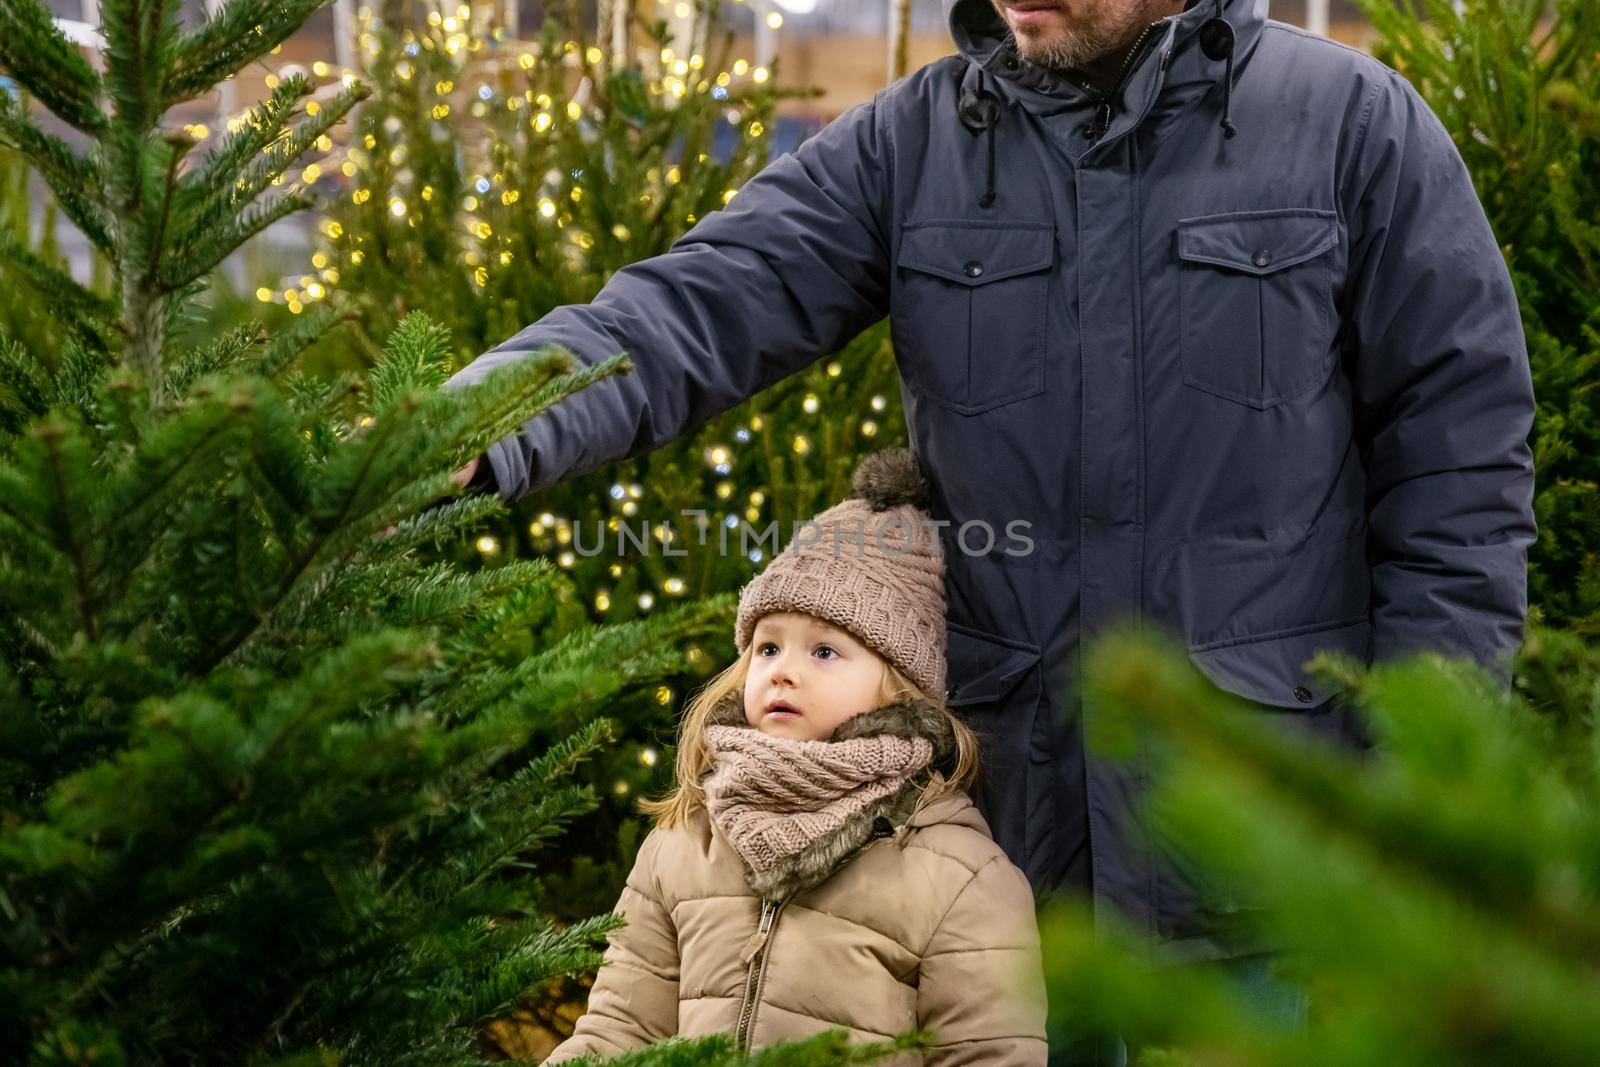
[544,448,1048,1065]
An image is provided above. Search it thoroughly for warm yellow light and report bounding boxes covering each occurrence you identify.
[313,60,329,76]
[302,163,322,182]
[341,160,356,176]
[748,120,765,136]
[792,434,811,454]
[350,249,364,264]
[305,101,320,116]
[673,59,688,75]
[766,12,782,27]
[518,51,535,68]
[733,59,749,75]
[538,198,557,217]
[586,46,602,63]
[611,223,631,240]
[255,287,273,302]
[566,100,581,120]
[389,198,407,217]
[312,251,329,268]
[316,134,332,151]
[431,103,450,119]
[753,66,769,83]
[862,420,879,437]
[265,73,279,88]
[305,282,326,299]
[722,188,737,203]
[533,111,552,132]
[475,535,498,553]
[663,578,685,595]
[802,393,819,413]
[501,189,519,205]
[352,188,371,204]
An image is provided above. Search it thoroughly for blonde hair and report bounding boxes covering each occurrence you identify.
[637,638,981,831]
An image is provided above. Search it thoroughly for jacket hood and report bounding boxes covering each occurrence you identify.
[945,0,1270,170]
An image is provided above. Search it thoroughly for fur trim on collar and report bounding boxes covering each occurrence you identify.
[704,688,955,761]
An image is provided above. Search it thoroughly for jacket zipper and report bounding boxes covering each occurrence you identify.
[1078,21,1164,143]
[734,897,788,1053]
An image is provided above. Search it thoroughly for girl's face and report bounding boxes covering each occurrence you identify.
[743,612,888,742]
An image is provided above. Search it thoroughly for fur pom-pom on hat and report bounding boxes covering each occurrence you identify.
[851,447,931,512]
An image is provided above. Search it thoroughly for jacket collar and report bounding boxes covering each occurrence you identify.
[947,0,1269,148]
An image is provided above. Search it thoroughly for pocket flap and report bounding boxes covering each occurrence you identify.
[1176,209,1337,276]
[898,221,1055,286]
[946,622,1042,705]
[1188,617,1372,710]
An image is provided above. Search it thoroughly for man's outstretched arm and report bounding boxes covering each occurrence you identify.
[1342,72,1537,683]
[443,92,895,501]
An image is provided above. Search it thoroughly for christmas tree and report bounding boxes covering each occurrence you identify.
[1355,0,1600,632]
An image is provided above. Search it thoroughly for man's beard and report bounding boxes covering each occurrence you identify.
[997,1,1165,73]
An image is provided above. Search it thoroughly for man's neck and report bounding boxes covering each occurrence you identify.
[1068,0,1193,94]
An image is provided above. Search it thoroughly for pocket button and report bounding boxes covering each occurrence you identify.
[963,260,984,278]
[1293,686,1313,703]
[1252,248,1273,268]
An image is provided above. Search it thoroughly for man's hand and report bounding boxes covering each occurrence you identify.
[451,455,481,489]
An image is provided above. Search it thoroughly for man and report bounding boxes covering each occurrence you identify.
[446,0,1535,1060]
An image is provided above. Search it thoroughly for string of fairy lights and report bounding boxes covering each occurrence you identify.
[203,1,781,317]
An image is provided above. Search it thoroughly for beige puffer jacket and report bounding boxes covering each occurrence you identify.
[545,696,1048,1065]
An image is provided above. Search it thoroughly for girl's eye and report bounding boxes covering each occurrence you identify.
[757,642,777,656]
[815,645,837,660]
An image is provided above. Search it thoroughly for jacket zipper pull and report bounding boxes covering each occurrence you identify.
[1086,98,1113,141]
[739,900,779,965]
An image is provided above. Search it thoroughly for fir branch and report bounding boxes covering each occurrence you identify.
[0,0,107,135]
[161,0,329,110]
[0,93,112,256]
[462,914,616,1024]
[364,312,453,416]
[0,230,117,348]
[254,303,355,382]
[99,0,183,137]
[156,189,310,293]
[162,322,264,402]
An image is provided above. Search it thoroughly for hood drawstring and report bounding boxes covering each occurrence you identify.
[958,0,1239,196]
[957,71,1002,209]
[1198,0,1238,139]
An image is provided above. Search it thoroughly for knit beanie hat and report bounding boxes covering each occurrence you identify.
[734,448,947,698]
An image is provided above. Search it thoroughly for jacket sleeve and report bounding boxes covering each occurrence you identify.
[1340,72,1536,684]
[544,829,680,1063]
[443,92,895,503]
[916,855,1049,1066]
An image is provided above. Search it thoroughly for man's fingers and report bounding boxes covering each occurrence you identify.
[451,455,481,489]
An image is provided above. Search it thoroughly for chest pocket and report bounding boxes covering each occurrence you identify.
[892,220,1054,415]
[1176,208,1340,410]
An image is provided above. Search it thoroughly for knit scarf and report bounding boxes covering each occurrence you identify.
[698,687,955,901]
